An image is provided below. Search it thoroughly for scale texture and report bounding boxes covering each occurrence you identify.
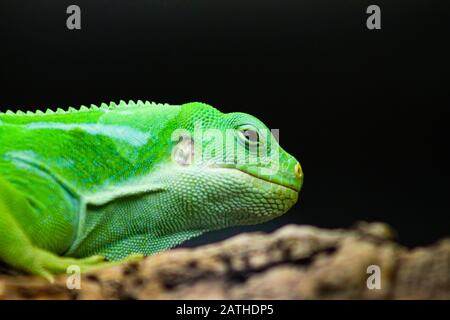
[0,101,303,278]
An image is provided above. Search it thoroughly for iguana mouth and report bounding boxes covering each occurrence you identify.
[236,169,301,193]
[215,164,301,193]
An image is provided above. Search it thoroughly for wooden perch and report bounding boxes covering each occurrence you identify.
[0,222,449,299]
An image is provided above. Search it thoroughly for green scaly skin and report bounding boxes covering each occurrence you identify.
[0,101,303,280]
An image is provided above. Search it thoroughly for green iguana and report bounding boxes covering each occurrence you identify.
[0,101,303,280]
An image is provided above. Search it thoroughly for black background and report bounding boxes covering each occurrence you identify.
[0,1,448,247]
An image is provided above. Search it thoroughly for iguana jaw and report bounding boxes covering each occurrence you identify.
[217,164,303,193]
[236,168,300,193]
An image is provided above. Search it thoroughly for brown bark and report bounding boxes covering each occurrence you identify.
[0,222,449,299]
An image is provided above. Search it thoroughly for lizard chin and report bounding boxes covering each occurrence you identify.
[208,166,300,216]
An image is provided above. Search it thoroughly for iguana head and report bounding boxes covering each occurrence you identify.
[154,103,303,230]
[156,102,303,231]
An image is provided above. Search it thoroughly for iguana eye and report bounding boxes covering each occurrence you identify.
[237,125,260,146]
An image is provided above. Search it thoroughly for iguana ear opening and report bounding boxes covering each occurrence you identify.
[172,135,195,166]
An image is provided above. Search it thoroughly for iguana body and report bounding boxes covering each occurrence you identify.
[0,101,303,279]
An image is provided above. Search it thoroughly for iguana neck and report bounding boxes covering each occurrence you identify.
[65,173,205,260]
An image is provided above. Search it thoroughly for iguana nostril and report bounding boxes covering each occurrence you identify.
[295,162,302,179]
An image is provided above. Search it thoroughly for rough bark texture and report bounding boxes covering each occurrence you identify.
[0,222,449,299]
